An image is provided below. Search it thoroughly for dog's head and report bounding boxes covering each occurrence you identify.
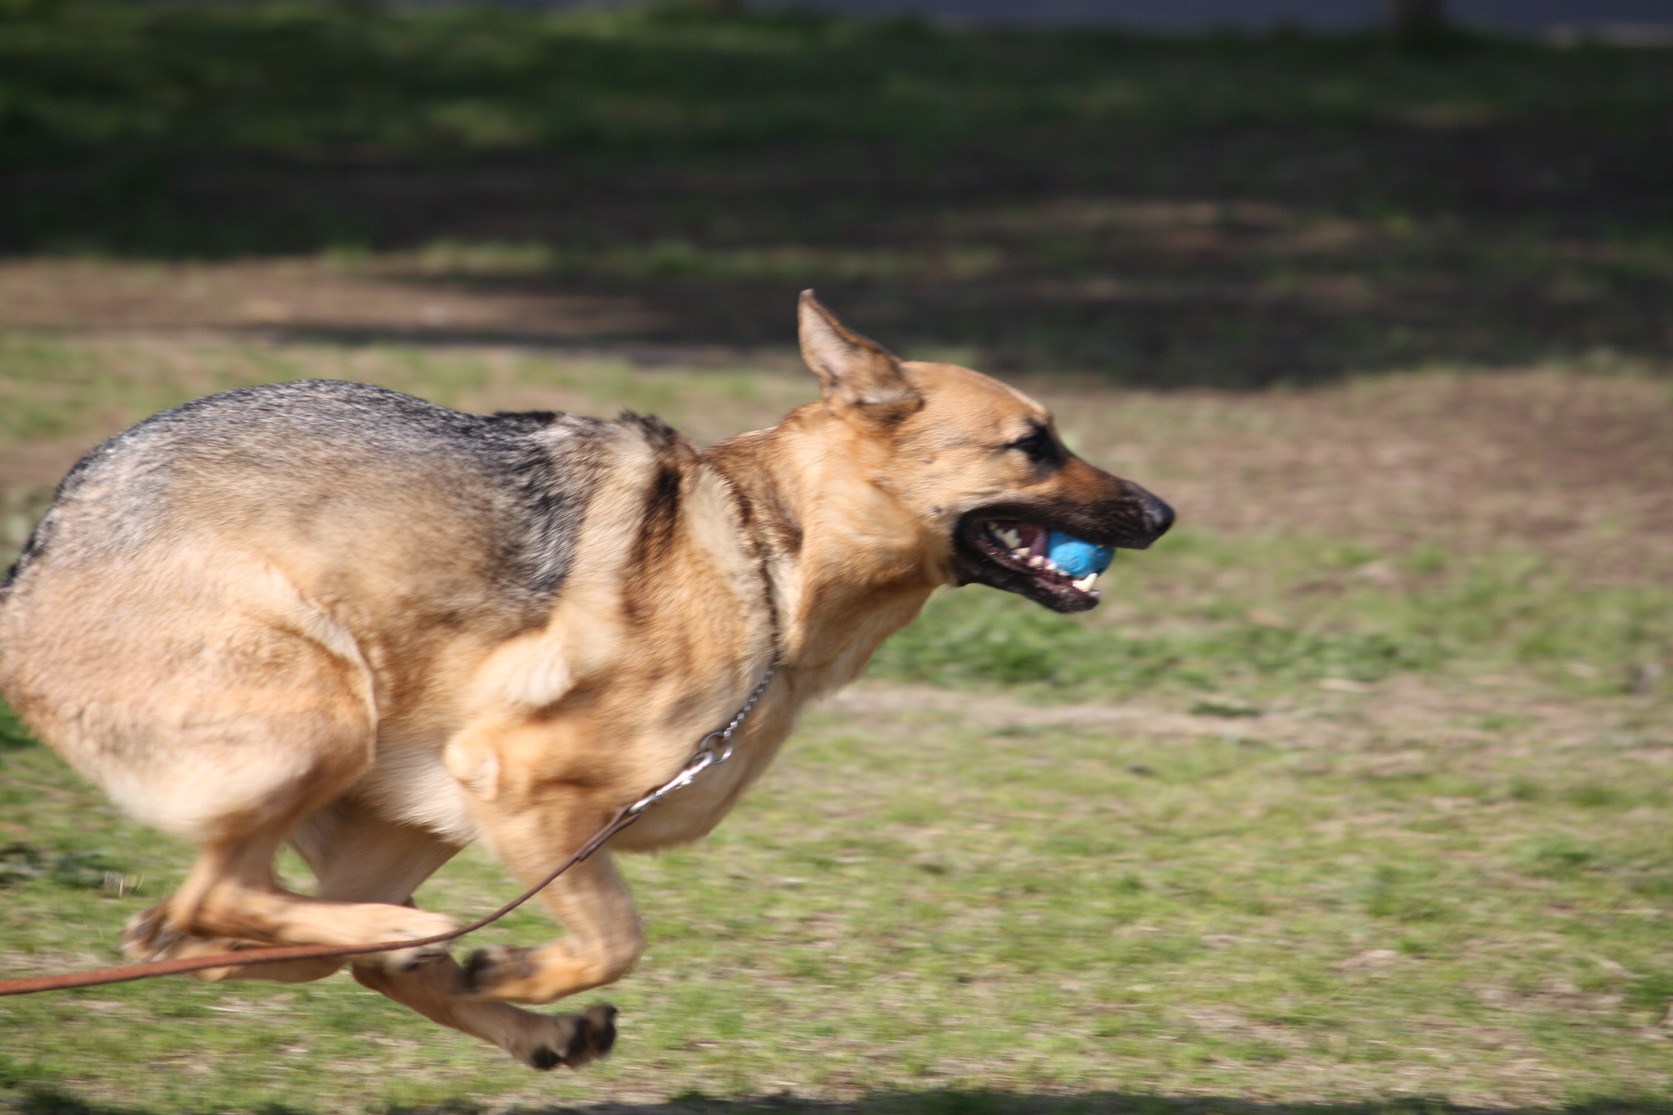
[797,292,1173,614]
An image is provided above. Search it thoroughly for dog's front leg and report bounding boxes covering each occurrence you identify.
[352,956,620,1071]
[458,822,646,1006]
[445,719,649,1007]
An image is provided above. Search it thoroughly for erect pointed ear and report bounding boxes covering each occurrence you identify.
[798,290,921,424]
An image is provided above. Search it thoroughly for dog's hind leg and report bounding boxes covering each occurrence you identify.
[293,802,617,1071]
[125,819,461,976]
[127,799,468,985]
[115,645,460,974]
[119,910,347,985]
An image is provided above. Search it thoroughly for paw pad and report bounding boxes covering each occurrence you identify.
[521,1003,619,1071]
[460,944,535,993]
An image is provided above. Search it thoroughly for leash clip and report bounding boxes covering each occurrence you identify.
[625,662,777,817]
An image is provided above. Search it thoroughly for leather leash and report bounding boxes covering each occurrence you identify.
[0,662,778,998]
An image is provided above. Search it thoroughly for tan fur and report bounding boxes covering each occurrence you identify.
[0,294,1170,1069]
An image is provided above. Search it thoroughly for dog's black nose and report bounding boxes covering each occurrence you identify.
[1142,490,1175,540]
[1115,481,1174,547]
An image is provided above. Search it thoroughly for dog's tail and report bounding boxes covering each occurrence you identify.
[0,554,23,606]
[2,433,106,608]
[0,514,49,607]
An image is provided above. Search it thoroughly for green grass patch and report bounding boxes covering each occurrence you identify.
[871,531,1673,701]
[1,681,1670,1110]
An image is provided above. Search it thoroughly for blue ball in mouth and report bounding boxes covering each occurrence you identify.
[1045,531,1114,579]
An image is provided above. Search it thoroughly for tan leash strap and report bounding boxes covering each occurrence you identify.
[0,804,639,997]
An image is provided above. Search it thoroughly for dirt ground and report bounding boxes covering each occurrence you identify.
[2,255,1668,589]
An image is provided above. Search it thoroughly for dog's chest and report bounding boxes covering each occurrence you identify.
[608,698,802,852]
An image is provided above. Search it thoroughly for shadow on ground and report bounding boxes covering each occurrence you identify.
[2,6,1671,386]
[11,1087,1673,1115]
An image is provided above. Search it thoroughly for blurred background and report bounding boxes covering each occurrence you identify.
[548,0,1673,37]
[3,0,1672,387]
[2,2,1672,1112]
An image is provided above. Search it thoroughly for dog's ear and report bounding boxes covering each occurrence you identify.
[798,291,921,424]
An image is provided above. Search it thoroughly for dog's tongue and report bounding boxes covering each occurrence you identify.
[1046,531,1113,578]
[1017,523,1049,556]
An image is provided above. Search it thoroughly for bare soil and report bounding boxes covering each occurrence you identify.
[5,254,1666,586]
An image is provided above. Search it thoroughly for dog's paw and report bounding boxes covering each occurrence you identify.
[120,909,345,983]
[120,905,183,962]
[515,1003,619,1071]
[367,909,459,972]
[120,905,228,970]
[458,943,537,997]
[119,906,250,981]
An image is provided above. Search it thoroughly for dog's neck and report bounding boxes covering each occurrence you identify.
[703,413,942,685]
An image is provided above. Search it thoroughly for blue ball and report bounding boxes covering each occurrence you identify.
[1046,531,1113,578]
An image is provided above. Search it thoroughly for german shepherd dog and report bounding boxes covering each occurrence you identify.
[0,294,1171,1069]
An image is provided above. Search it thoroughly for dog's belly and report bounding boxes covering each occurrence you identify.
[353,745,480,844]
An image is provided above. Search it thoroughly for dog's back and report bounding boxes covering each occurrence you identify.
[5,380,617,612]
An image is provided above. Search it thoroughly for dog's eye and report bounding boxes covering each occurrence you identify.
[1009,428,1062,467]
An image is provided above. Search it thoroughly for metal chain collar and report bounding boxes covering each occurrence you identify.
[626,660,779,816]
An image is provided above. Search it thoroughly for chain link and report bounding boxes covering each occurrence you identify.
[625,661,778,816]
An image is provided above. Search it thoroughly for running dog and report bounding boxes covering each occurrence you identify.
[0,293,1172,1069]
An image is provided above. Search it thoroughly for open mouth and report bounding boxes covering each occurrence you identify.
[955,516,1113,613]
[950,481,1171,614]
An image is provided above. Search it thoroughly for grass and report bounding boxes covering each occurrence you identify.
[1,672,1671,1111]
[873,535,1673,701]
[0,331,799,446]
[3,4,1667,165]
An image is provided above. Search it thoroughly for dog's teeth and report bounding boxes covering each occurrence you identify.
[1028,555,1045,568]
[1073,573,1099,592]
[988,523,1024,552]
[988,522,1022,549]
